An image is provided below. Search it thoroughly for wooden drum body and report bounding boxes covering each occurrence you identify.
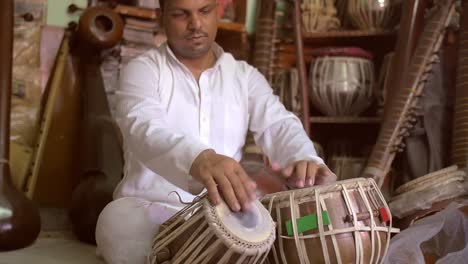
[148,197,276,264]
[261,178,399,264]
[309,48,375,116]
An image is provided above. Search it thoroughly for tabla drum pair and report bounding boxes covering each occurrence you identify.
[148,178,398,264]
[308,47,375,117]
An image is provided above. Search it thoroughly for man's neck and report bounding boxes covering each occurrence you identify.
[177,50,217,82]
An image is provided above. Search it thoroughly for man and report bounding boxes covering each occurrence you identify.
[95,0,336,263]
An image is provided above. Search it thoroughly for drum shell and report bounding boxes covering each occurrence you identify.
[157,214,251,264]
[152,199,275,264]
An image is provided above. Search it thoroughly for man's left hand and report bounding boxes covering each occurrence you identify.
[276,160,337,188]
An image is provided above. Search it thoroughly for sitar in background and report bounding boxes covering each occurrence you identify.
[252,0,277,82]
[0,0,41,251]
[382,0,427,117]
[68,5,124,244]
[363,0,457,188]
[451,0,468,169]
[377,0,428,193]
[290,0,311,136]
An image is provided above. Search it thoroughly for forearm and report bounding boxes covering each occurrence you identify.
[256,118,324,168]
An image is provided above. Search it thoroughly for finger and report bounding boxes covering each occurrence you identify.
[213,172,241,212]
[270,162,281,171]
[236,167,257,201]
[281,165,294,178]
[226,171,252,211]
[306,162,319,187]
[315,166,337,185]
[203,174,221,206]
[290,161,307,188]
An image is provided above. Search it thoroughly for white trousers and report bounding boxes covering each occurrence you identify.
[95,197,180,264]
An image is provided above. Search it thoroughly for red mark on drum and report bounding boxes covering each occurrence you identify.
[344,208,390,223]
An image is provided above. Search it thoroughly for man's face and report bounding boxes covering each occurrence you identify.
[162,0,218,59]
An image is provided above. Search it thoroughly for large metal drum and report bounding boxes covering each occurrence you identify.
[309,47,375,116]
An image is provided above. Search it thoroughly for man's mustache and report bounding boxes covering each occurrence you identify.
[185,31,208,39]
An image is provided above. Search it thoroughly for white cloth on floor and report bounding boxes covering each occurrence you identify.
[95,197,181,264]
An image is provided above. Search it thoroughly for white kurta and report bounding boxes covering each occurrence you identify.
[95,42,323,263]
[113,42,322,208]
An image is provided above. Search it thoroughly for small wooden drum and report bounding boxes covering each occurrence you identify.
[261,178,399,264]
[389,165,467,220]
[309,47,375,116]
[148,196,276,264]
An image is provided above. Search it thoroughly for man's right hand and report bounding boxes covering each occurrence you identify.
[190,149,257,212]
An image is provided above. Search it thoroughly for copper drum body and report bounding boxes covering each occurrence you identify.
[308,47,374,116]
[262,178,399,264]
[77,6,124,49]
[148,197,276,264]
[346,0,402,30]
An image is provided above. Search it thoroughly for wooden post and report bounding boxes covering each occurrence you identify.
[290,0,311,136]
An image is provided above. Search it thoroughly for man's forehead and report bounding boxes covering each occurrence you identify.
[165,0,217,10]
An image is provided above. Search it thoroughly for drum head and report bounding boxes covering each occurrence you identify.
[311,47,373,60]
[203,199,275,245]
[393,165,464,196]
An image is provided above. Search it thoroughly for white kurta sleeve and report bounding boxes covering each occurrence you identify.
[115,58,210,192]
[247,68,324,168]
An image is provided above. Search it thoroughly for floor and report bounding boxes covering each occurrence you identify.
[0,232,104,264]
[0,208,104,264]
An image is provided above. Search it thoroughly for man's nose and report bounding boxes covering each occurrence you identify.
[188,14,202,30]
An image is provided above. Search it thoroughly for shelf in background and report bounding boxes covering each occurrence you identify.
[303,29,396,39]
[300,29,397,46]
[310,116,382,124]
[275,29,397,69]
[218,21,246,33]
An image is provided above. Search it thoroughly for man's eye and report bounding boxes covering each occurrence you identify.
[172,12,186,18]
[200,7,213,14]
